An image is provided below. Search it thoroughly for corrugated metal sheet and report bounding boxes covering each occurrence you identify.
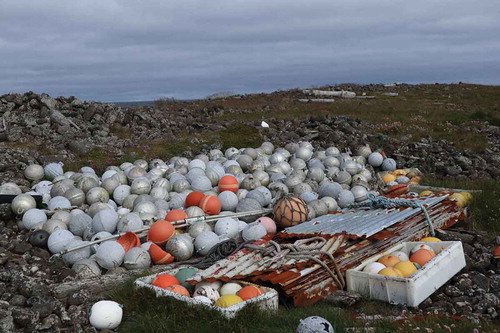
[187,195,464,307]
[281,195,447,238]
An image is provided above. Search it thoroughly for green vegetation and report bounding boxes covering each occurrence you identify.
[423,178,500,235]
[109,279,499,333]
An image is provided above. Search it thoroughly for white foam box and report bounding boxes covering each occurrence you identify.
[346,241,465,307]
[134,267,278,319]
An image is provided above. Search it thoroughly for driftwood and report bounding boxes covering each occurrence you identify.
[298,98,335,103]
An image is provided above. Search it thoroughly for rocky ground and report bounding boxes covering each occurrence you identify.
[1,87,499,331]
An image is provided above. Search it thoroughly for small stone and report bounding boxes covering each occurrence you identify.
[12,307,40,329]
[323,290,362,307]
[0,308,14,332]
[444,285,463,297]
[471,272,490,292]
[12,241,32,255]
[8,294,26,307]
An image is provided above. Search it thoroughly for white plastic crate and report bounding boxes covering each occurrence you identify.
[134,267,278,319]
[346,241,465,307]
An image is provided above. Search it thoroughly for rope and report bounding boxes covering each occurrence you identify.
[192,239,248,269]
[244,237,345,289]
[349,192,435,237]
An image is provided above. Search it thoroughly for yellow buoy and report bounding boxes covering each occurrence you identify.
[459,192,473,203]
[215,294,244,308]
[392,169,407,176]
[383,174,397,184]
[393,261,418,278]
[449,193,467,208]
[419,190,434,197]
[420,237,441,242]
[378,267,403,277]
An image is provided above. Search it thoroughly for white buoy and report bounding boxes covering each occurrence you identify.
[73,258,102,279]
[242,223,267,242]
[24,164,45,181]
[69,213,92,237]
[48,196,71,211]
[368,152,384,167]
[62,239,91,265]
[89,300,123,330]
[117,213,144,233]
[22,208,47,230]
[218,191,239,211]
[194,231,220,256]
[92,209,119,234]
[220,282,242,296]
[214,217,240,239]
[47,229,74,254]
[11,194,37,216]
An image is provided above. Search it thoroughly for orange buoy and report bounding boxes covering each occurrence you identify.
[273,196,309,228]
[147,220,175,246]
[117,232,141,252]
[410,249,436,267]
[148,243,175,264]
[164,284,190,296]
[494,246,500,259]
[377,255,401,267]
[237,285,264,301]
[186,191,206,208]
[199,195,222,215]
[165,209,188,223]
[218,175,239,193]
[152,274,179,289]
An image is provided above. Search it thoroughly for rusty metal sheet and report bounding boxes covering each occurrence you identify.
[188,197,465,307]
[281,195,448,238]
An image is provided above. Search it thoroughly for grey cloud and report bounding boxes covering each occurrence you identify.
[0,0,499,101]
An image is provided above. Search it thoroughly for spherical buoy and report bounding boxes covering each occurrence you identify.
[393,261,418,278]
[381,158,397,171]
[246,190,267,207]
[44,163,64,180]
[188,221,212,238]
[147,220,175,246]
[420,237,441,242]
[117,232,141,252]
[47,229,74,254]
[242,223,267,242]
[193,286,220,303]
[218,191,239,211]
[152,274,180,288]
[165,209,188,223]
[368,152,384,167]
[29,229,50,248]
[363,262,386,274]
[296,316,334,333]
[194,231,220,256]
[11,194,37,216]
[165,234,194,261]
[95,241,125,270]
[89,300,123,330]
[123,247,151,270]
[214,217,240,238]
[185,206,205,218]
[86,187,110,205]
[24,164,45,181]
[22,208,47,230]
[318,182,342,199]
[43,218,68,234]
[0,182,22,195]
[218,175,239,193]
[193,295,213,305]
[64,188,86,206]
[378,255,401,267]
[92,209,119,234]
[185,191,205,207]
[175,267,198,292]
[73,258,102,279]
[164,284,190,296]
[220,282,242,296]
[391,251,410,262]
[117,213,144,233]
[409,244,435,256]
[113,185,131,205]
[237,285,264,301]
[215,294,244,308]
[199,195,222,215]
[410,249,436,267]
[273,196,309,228]
[63,239,91,265]
[256,217,276,234]
[378,267,403,277]
[148,243,175,264]
[351,185,368,202]
[337,190,355,208]
[191,176,212,192]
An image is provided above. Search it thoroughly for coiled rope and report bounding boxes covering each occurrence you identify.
[349,192,435,237]
[245,237,345,289]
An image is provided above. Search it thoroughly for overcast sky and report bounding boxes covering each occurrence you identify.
[1,1,499,102]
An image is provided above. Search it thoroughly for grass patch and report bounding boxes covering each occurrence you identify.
[423,178,500,235]
[109,278,500,332]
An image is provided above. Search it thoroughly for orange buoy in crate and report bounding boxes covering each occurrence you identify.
[152,274,179,288]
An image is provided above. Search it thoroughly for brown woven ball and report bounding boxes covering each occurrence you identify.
[273,196,309,228]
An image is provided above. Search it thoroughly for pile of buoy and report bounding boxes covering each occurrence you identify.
[150,270,265,308]
[0,141,395,276]
[381,169,422,186]
[363,237,442,278]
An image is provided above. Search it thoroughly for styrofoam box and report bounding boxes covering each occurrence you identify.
[346,241,465,307]
[134,267,278,318]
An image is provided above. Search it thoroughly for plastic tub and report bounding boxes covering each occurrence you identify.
[346,241,465,307]
[134,267,278,318]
